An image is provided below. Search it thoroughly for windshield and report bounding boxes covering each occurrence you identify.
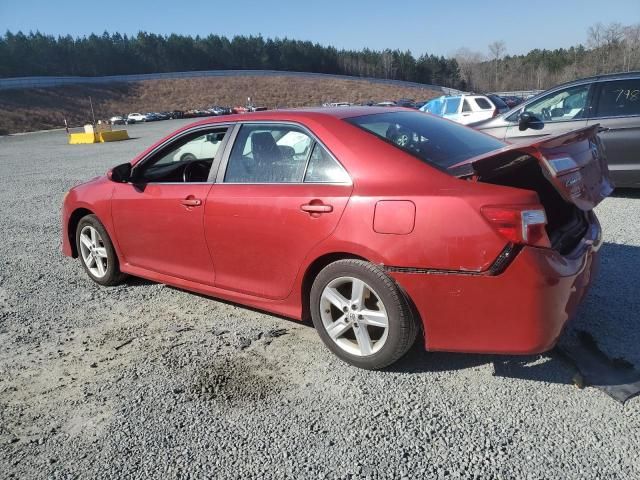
[346,111,506,169]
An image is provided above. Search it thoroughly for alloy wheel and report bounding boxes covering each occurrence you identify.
[79,225,108,278]
[320,276,389,356]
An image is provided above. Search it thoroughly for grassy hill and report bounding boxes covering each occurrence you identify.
[0,75,439,134]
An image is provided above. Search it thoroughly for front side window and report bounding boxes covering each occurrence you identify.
[134,128,228,183]
[462,100,472,112]
[347,111,505,169]
[595,79,640,117]
[224,124,313,183]
[523,84,591,122]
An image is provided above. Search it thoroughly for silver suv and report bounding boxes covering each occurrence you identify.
[471,72,640,188]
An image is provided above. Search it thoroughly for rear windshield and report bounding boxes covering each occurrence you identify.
[346,111,505,169]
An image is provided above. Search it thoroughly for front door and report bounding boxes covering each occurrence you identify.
[505,83,593,143]
[111,126,230,285]
[587,78,640,187]
[204,123,352,299]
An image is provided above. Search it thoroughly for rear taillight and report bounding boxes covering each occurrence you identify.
[481,205,551,248]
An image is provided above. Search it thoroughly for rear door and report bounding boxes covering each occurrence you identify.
[587,78,640,187]
[204,123,352,300]
[505,83,594,142]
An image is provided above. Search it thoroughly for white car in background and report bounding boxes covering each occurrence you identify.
[126,113,147,124]
[172,132,225,162]
[420,95,498,125]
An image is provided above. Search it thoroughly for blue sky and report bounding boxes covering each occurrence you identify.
[1,0,638,57]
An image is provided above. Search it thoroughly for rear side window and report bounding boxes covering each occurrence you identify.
[304,143,350,183]
[596,79,640,117]
[474,97,492,110]
[346,111,505,169]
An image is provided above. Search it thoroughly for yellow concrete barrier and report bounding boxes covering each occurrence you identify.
[68,132,98,144]
[68,129,129,144]
[98,130,129,142]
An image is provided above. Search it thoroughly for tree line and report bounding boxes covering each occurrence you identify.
[456,22,640,92]
[0,31,461,87]
[1,23,638,92]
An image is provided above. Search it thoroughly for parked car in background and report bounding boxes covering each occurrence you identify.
[501,96,525,108]
[395,99,418,109]
[486,94,510,114]
[62,107,610,369]
[471,71,640,188]
[375,101,396,107]
[171,130,226,164]
[420,94,498,125]
[109,115,126,125]
[208,106,230,116]
[126,113,147,124]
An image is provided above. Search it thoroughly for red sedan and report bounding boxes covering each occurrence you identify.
[61,107,612,369]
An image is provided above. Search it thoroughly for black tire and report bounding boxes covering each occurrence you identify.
[75,214,127,286]
[310,259,418,370]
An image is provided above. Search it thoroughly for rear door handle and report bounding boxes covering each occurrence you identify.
[181,198,202,207]
[301,203,333,213]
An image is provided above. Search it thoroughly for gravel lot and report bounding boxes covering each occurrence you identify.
[1,120,639,479]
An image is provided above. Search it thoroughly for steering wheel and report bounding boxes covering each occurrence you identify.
[183,160,209,182]
[541,107,552,121]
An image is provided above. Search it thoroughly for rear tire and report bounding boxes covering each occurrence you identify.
[310,259,418,369]
[75,215,126,286]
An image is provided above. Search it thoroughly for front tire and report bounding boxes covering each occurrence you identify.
[310,259,418,369]
[76,215,126,286]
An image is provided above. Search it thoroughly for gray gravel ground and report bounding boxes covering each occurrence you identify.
[0,120,639,479]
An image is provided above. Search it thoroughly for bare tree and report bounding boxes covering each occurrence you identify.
[454,47,485,91]
[622,24,640,72]
[488,41,506,90]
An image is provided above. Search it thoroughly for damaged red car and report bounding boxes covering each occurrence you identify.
[61,108,612,369]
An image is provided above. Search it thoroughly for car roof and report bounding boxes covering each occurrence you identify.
[185,106,411,127]
[549,70,640,89]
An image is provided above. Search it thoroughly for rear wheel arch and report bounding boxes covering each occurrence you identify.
[301,252,368,322]
[301,252,425,339]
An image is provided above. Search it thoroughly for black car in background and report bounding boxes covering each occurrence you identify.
[472,71,640,188]
[486,94,510,114]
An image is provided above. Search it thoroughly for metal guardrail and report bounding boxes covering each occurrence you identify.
[0,70,464,95]
[489,90,543,98]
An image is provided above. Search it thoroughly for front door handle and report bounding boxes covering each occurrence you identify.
[181,198,202,207]
[301,203,333,213]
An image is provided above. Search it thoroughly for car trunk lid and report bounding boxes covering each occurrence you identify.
[449,125,613,211]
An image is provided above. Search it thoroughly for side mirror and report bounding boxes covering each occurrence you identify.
[108,162,132,183]
[518,112,532,131]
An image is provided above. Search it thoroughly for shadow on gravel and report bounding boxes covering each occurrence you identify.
[388,242,640,400]
[610,188,640,199]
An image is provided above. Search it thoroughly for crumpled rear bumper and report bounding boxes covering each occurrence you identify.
[390,214,602,354]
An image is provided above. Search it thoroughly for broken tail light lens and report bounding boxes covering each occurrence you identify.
[481,205,551,248]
